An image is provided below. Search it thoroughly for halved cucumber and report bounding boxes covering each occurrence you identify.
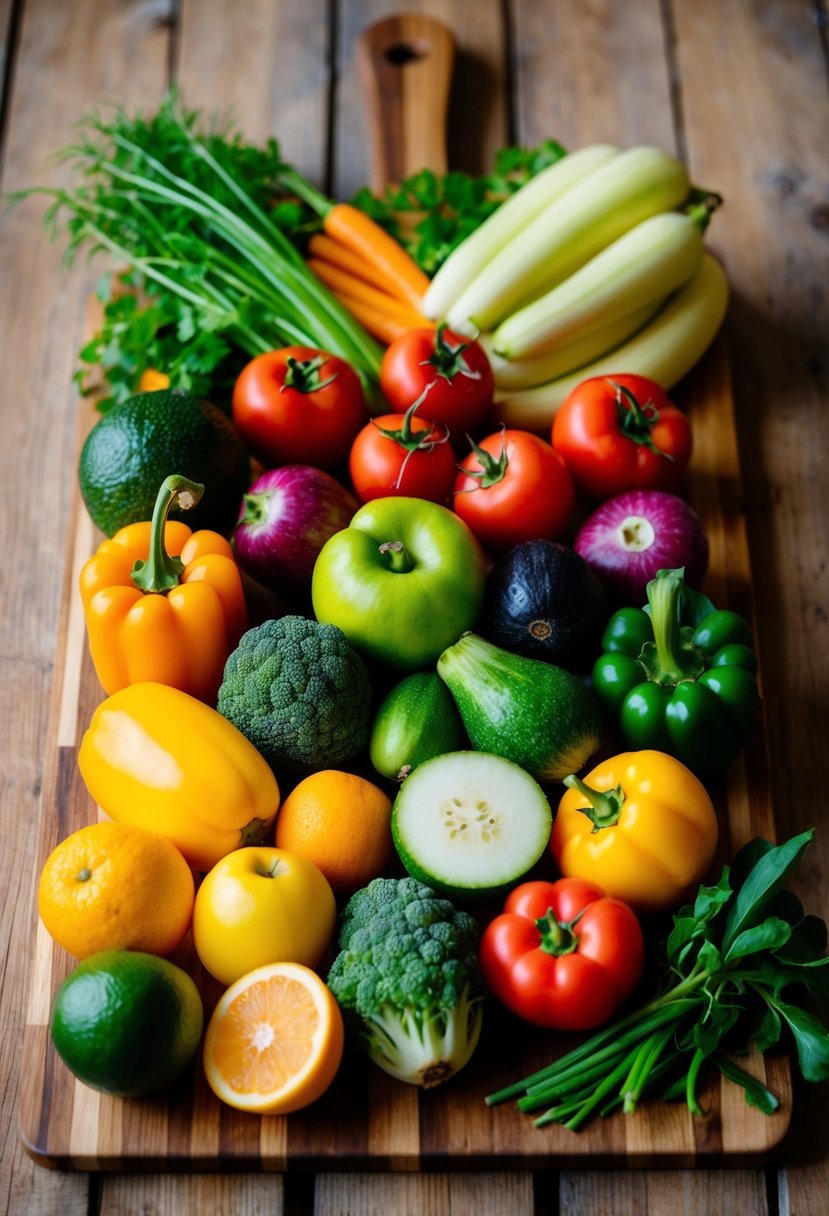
[391,751,552,900]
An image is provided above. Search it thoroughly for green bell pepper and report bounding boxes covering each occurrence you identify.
[591,568,759,775]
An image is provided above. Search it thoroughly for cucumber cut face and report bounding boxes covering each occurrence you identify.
[391,751,552,899]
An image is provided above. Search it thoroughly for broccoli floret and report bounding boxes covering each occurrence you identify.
[327,877,485,1088]
[217,615,372,771]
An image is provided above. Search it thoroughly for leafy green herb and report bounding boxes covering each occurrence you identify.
[487,830,829,1131]
[13,91,382,410]
[350,141,567,275]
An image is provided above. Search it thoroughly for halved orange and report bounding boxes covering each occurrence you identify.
[203,962,344,1114]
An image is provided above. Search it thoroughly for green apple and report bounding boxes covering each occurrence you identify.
[311,497,487,670]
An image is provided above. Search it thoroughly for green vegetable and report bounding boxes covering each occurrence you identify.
[487,829,829,1131]
[437,632,602,782]
[391,750,552,900]
[369,672,463,781]
[592,567,759,774]
[77,387,250,537]
[20,91,382,410]
[327,876,484,1088]
[349,141,567,276]
[217,616,372,772]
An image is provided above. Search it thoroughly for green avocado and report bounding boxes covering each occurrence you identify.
[78,388,250,537]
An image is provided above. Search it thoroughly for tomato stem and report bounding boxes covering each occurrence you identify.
[282,354,337,394]
[611,381,673,460]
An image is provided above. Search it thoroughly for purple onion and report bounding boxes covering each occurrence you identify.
[573,489,708,606]
[234,466,358,593]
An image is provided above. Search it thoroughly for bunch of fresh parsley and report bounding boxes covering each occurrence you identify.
[488,830,829,1130]
[350,140,567,276]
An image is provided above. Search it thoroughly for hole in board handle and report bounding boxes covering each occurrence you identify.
[384,40,431,66]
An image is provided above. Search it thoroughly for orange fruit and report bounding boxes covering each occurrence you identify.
[274,769,392,894]
[38,821,195,959]
[203,962,344,1113]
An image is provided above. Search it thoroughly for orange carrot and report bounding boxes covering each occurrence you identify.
[308,234,408,301]
[329,292,422,346]
[322,203,431,312]
[308,258,431,327]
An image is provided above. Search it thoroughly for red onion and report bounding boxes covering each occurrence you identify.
[573,489,708,606]
[234,466,358,593]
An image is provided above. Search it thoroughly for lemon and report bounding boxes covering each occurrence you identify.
[50,950,203,1097]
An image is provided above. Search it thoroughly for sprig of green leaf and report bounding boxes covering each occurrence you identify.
[487,829,829,1131]
[350,140,567,275]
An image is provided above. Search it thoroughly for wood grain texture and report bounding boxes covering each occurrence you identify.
[332,0,509,198]
[98,1174,284,1216]
[315,1172,535,1216]
[176,0,330,182]
[357,11,455,189]
[669,4,829,1216]
[0,0,169,1211]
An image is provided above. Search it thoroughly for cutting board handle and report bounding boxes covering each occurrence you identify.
[357,13,455,191]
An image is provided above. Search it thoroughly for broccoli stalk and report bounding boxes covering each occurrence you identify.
[327,877,485,1088]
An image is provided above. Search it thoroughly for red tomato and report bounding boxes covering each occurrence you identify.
[232,346,368,469]
[380,325,494,433]
[551,374,692,499]
[480,879,645,1031]
[452,429,575,551]
[349,408,456,504]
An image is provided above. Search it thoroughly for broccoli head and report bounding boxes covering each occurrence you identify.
[327,876,485,1088]
[217,615,372,771]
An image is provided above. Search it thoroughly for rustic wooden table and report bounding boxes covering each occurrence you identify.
[1,1,827,1212]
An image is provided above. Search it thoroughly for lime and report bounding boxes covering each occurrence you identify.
[78,388,250,537]
[50,950,203,1097]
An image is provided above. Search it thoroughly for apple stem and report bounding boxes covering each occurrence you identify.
[379,540,414,573]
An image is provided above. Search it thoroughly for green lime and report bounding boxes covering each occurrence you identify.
[78,388,250,537]
[50,950,204,1097]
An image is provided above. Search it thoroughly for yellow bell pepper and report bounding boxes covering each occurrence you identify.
[79,475,248,704]
[78,682,280,872]
[550,749,719,913]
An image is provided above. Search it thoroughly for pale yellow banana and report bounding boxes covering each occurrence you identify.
[493,254,729,433]
[446,145,691,334]
[492,205,711,362]
[422,144,620,322]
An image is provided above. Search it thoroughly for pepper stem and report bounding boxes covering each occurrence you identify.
[562,774,626,833]
[637,568,706,686]
[131,474,204,595]
[536,909,579,957]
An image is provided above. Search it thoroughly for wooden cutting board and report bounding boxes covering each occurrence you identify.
[18,14,792,1172]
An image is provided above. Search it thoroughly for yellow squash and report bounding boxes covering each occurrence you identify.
[78,683,280,872]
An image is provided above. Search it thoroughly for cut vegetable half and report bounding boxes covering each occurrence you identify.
[391,751,552,899]
[203,962,344,1114]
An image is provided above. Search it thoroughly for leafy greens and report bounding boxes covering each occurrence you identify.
[487,830,829,1131]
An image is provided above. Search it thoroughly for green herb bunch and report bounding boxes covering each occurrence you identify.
[17,92,381,411]
[488,830,829,1131]
[351,140,567,276]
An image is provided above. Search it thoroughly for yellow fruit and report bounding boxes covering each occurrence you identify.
[203,962,344,1114]
[274,769,393,894]
[37,821,194,959]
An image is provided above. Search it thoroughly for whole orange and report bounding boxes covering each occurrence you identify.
[38,821,195,959]
[274,770,393,895]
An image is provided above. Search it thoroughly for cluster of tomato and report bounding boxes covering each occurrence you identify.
[230,325,693,552]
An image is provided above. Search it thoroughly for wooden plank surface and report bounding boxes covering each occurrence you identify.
[2,0,828,1213]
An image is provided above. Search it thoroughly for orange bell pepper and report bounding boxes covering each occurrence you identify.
[79,474,247,703]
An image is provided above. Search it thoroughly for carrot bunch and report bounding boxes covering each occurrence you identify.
[307,204,434,344]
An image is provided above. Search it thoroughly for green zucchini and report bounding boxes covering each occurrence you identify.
[391,750,552,899]
[369,672,463,782]
[437,633,602,781]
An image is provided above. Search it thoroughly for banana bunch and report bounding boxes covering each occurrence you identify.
[421,145,728,434]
